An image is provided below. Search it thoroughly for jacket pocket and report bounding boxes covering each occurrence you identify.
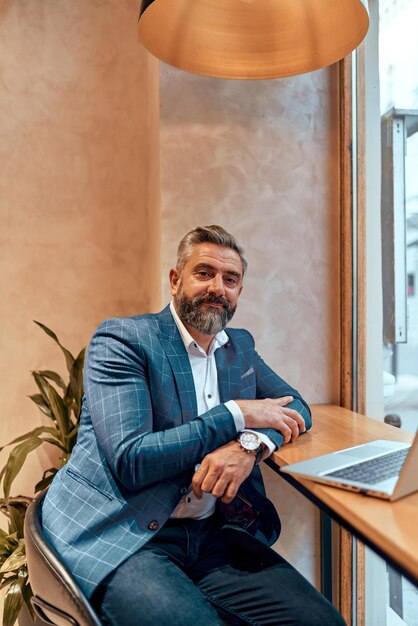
[240,368,256,399]
[65,467,114,501]
[240,367,254,380]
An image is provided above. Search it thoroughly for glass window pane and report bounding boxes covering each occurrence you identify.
[380,0,418,435]
[365,547,418,626]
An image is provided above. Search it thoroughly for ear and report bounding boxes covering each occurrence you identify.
[169,268,180,296]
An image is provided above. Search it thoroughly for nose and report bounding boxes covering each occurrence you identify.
[208,273,224,296]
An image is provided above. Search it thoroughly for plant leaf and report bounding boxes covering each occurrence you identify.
[21,581,34,620]
[28,393,52,418]
[0,575,19,591]
[1,497,32,518]
[0,537,15,558]
[31,374,70,442]
[69,347,86,419]
[63,382,73,412]
[32,372,53,415]
[45,385,71,447]
[7,506,25,539]
[36,369,66,390]
[0,426,58,452]
[34,470,57,493]
[41,467,58,480]
[40,437,65,449]
[2,439,44,501]
[33,321,75,375]
[66,424,79,439]
[0,531,18,548]
[3,577,24,626]
[0,540,26,573]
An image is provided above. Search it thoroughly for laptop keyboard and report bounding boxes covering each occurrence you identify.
[325,447,410,484]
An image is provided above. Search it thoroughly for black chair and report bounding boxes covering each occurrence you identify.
[24,493,242,626]
[24,491,102,626]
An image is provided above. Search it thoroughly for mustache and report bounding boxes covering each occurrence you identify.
[193,294,230,309]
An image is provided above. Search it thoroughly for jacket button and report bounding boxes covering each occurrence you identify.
[148,520,159,531]
[180,487,188,495]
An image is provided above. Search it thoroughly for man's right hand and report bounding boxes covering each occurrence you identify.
[235,396,305,444]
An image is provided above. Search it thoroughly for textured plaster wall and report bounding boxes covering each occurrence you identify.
[160,64,340,584]
[160,65,340,404]
[0,1,160,495]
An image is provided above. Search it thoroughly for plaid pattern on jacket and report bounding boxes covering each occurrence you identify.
[42,305,311,598]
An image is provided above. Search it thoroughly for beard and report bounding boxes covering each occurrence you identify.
[174,289,237,335]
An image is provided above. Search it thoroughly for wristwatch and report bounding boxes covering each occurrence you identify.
[237,431,265,465]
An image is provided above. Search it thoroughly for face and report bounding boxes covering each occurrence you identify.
[170,243,244,336]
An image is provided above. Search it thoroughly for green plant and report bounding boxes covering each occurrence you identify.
[0,322,85,625]
[0,497,33,626]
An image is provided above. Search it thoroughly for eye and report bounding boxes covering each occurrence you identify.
[197,270,210,278]
[224,276,238,286]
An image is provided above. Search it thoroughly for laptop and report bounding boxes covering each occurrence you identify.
[281,431,418,501]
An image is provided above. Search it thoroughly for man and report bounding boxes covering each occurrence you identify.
[42,225,345,625]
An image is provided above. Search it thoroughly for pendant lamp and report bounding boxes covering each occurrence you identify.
[138,0,369,79]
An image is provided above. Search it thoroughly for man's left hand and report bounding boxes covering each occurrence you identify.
[192,441,255,504]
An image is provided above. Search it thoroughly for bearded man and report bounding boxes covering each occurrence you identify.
[42,225,345,626]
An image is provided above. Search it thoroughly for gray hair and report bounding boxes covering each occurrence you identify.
[176,225,248,275]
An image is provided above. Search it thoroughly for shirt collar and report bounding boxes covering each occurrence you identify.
[170,301,229,356]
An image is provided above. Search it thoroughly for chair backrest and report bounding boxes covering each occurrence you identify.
[24,491,102,626]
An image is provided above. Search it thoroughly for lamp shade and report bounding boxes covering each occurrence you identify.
[138,0,369,79]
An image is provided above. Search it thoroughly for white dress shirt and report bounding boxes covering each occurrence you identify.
[169,302,275,519]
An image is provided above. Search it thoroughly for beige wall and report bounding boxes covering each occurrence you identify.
[160,64,340,583]
[0,0,160,495]
[160,65,340,404]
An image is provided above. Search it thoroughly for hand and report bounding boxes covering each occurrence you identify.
[192,441,255,504]
[235,396,306,444]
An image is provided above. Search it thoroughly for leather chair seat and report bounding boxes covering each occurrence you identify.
[24,491,102,626]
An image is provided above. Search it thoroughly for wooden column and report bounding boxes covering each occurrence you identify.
[338,49,367,626]
[340,54,354,412]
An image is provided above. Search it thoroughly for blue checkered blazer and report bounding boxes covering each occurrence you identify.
[42,306,311,598]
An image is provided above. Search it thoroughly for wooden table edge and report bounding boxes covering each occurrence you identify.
[267,403,418,585]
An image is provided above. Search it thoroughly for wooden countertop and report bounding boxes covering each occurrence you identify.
[270,404,417,585]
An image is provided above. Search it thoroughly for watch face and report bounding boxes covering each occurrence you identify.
[239,431,260,451]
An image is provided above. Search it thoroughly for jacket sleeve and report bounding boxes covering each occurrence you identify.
[251,342,312,451]
[84,319,238,491]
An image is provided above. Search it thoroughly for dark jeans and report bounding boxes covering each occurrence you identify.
[92,515,346,626]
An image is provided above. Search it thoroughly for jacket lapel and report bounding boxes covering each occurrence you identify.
[215,337,242,403]
[157,306,197,423]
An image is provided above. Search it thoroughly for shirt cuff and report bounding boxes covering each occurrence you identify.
[243,429,276,456]
[225,400,245,433]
